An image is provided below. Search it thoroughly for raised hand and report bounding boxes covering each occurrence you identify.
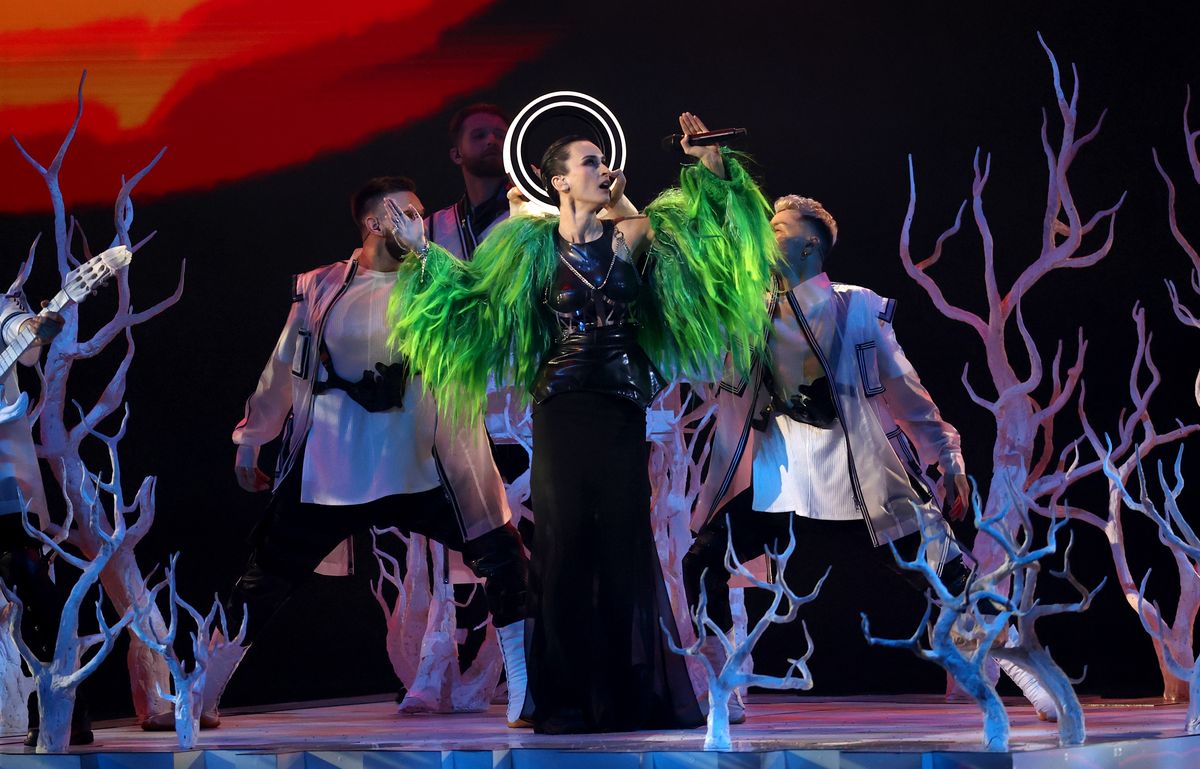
[605,169,627,209]
[678,112,725,178]
[384,197,427,253]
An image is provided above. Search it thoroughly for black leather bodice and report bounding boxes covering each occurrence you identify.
[532,221,665,408]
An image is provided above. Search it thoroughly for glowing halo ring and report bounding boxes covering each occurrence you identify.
[504,91,627,209]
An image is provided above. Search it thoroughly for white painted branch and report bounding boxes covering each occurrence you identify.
[666,517,825,751]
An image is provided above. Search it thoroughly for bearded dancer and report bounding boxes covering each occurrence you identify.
[430,103,511,259]
[140,177,530,732]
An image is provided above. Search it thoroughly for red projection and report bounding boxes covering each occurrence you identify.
[0,0,551,212]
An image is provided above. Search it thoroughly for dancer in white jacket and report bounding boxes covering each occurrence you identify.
[687,195,1054,722]
[141,177,530,731]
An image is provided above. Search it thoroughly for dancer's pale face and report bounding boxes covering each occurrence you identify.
[554,141,613,208]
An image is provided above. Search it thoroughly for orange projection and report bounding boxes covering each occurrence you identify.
[0,0,551,212]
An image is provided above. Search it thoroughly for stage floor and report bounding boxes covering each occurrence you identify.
[1,694,1197,768]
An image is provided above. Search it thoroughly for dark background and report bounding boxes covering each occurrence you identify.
[2,1,1199,718]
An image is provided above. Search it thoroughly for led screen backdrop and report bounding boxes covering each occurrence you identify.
[0,0,552,211]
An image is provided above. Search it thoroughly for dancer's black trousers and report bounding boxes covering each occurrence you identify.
[683,491,970,632]
[229,462,529,643]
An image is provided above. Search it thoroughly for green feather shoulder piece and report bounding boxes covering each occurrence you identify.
[387,215,558,425]
[638,151,780,380]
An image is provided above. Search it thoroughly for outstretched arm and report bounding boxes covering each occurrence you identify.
[231,292,302,492]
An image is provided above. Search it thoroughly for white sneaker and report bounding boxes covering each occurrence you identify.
[497,621,530,727]
[996,627,1057,722]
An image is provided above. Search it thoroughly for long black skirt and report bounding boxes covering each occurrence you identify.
[523,391,704,734]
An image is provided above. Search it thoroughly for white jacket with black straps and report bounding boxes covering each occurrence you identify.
[232,254,511,541]
[695,278,963,551]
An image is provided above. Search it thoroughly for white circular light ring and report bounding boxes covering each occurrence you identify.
[504,91,627,209]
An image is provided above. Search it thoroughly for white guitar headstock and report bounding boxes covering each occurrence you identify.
[60,246,133,304]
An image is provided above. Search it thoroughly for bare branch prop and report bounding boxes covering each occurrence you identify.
[1110,446,1200,733]
[864,479,1100,750]
[900,35,1125,573]
[370,528,504,713]
[899,35,1199,702]
[0,583,35,734]
[11,71,183,720]
[646,382,733,691]
[1152,86,1200,405]
[129,554,247,749]
[665,518,827,751]
[0,476,135,752]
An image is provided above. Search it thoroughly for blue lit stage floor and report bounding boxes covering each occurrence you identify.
[0,694,1196,768]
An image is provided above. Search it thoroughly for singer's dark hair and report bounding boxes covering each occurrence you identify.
[448,103,508,148]
[540,135,593,206]
[352,176,416,239]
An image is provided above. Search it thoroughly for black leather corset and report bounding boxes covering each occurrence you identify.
[545,223,641,334]
[532,223,665,408]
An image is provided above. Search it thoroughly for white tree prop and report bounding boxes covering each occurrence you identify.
[1026,307,1200,700]
[648,384,719,642]
[370,528,503,713]
[666,520,828,751]
[863,483,1101,750]
[130,554,248,749]
[1106,447,1200,734]
[0,411,143,752]
[900,36,1199,700]
[986,489,1103,747]
[862,508,1016,751]
[11,71,184,721]
[1152,86,1200,405]
[0,584,35,734]
[370,526,429,692]
[900,33,1122,571]
[645,383,758,697]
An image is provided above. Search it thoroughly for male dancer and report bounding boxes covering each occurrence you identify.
[142,177,530,731]
[686,195,1055,722]
[428,103,511,259]
[424,102,530,699]
[0,292,84,746]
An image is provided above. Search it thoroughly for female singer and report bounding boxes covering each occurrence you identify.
[386,112,778,733]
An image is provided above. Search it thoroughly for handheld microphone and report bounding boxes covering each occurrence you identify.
[660,127,748,152]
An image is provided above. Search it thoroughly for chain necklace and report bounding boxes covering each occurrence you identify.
[558,240,618,291]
